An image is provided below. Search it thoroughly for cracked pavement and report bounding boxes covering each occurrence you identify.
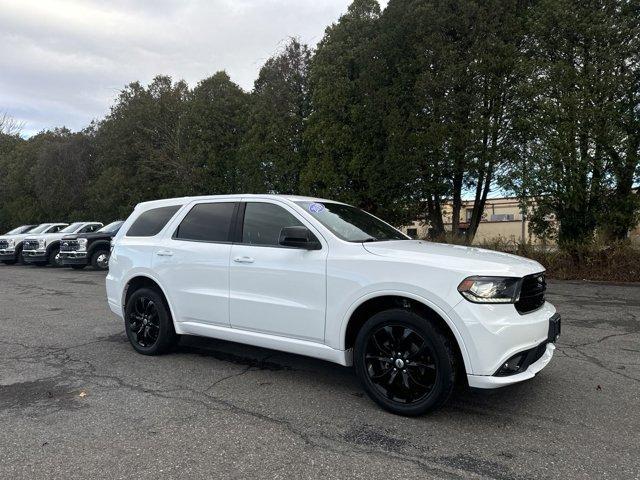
[0,265,639,479]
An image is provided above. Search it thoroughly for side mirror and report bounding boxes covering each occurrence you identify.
[279,226,321,250]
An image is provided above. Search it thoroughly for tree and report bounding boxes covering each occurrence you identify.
[512,0,639,246]
[303,0,410,224]
[378,0,529,240]
[181,72,250,195]
[89,76,189,219]
[240,39,311,194]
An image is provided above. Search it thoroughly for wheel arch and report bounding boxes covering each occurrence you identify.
[122,274,178,330]
[46,240,61,255]
[88,240,111,257]
[342,292,472,376]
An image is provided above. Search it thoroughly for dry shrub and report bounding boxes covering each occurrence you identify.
[430,235,640,282]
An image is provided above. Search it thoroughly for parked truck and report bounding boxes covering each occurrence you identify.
[60,221,124,270]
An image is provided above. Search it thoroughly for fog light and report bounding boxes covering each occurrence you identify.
[496,353,525,376]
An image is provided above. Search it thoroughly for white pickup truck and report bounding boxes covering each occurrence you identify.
[0,223,67,264]
[22,222,103,266]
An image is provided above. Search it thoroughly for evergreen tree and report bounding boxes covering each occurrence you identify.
[240,39,311,194]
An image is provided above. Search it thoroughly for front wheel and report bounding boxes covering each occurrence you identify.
[124,288,177,355]
[90,250,110,270]
[354,309,456,416]
[48,248,62,267]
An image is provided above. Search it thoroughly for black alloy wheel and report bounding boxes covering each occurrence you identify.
[124,287,177,355]
[354,309,456,416]
[129,295,161,347]
[364,325,437,403]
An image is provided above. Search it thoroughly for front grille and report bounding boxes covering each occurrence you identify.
[0,240,8,249]
[515,272,546,314]
[60,240,80,252]
[23,240,39,251]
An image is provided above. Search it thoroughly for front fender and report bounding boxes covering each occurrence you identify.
[336,288,472,375]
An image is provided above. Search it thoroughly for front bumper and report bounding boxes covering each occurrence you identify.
[450,297,559,387]
[22,250,48,263]
[0,249,16,261]
[467,343,555,388]
[60,251,88,266]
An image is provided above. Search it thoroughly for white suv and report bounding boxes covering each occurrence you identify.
[107,195,560,415]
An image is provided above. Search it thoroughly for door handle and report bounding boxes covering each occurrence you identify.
[233,256,255,264]
[156,250,174,257]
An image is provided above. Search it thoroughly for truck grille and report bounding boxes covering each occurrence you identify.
[23,240,39,251]
[60,240,80,252]
[515,272,546,314]
[0,240,8,249]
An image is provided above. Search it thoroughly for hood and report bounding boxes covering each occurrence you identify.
[362,240,544,278]
[25,232,68,243]
[62,231,114,241]
[0,232,38,243]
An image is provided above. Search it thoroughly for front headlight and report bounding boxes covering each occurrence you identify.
[457,276,521,304]
[78,238,88,251]
[38,239,46,250]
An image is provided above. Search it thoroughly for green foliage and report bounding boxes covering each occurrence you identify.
[0,0,637,252]
[241,39,311,194]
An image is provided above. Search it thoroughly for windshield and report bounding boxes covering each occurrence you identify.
[295,201,408,242]
[26,224,54,234]
[5,225,35,235]
[59,222,84,233]
[98,221,124,233]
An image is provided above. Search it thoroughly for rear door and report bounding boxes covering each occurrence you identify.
[229,200,327,342]
[153,200,237,327]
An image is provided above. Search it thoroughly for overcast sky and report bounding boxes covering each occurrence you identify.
[1,0,388,137]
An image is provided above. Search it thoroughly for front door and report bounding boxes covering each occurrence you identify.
[229,201,327,342]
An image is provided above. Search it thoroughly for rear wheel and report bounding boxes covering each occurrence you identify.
[354,308,456,416]
[125,288,177,355]
[90,250,109,270]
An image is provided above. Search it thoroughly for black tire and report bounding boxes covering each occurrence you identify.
[2,260,16,265]
[16,245,25,265]
[354,308,456,416]
[124,287,177,355]
[48,247,61,267]
[90,249,110,270]
[71,265,86,270]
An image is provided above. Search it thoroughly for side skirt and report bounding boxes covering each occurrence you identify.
[178,321,353,367]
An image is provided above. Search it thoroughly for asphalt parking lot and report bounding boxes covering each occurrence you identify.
[0,265,639,480]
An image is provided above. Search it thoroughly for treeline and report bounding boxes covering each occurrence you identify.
[0,0,638,247]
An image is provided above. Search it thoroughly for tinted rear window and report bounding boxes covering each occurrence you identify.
[126,205,181,237]
[174,202,236,242]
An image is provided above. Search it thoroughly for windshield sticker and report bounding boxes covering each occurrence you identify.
[309,202,325,213]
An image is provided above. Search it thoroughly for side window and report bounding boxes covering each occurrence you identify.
[48,225,63,233]
[126,205,181,237]
[80,224,99,233]
[174,202,236,242]
[241,202,304,246]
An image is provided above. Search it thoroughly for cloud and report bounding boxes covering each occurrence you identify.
[0,0,388,137]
